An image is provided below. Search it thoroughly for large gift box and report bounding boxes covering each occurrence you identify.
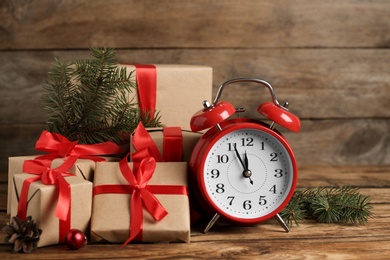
[10,157,93,247]
[130,123,202,163]
[91,157,190,244]
[118,64,212,129]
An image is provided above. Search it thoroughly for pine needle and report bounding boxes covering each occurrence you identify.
[280,186,373,227]
[43,48,161,144]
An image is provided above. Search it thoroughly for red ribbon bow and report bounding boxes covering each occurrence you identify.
[131,123,182,163]
[17,155,78,243]
[119,156,167,246]
[132,123,165,162]
[35,130,122,162]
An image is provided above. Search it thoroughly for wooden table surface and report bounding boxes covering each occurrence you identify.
[0,165,389,259]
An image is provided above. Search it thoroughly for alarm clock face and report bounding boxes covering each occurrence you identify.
[199,122,297,223]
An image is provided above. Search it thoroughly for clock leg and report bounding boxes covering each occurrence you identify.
[275,213,290,233]
[203,213,220,233]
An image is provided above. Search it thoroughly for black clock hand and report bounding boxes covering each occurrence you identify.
[234,146,253,185]
[234,145,246,170]
[243,151,253,185]
[244,151,249,170]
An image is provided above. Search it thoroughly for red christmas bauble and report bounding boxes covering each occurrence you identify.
[65,229,87,250]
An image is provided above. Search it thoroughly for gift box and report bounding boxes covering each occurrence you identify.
[7,130,123,214]
[130,123,202,163]
[90,158,190,244]
[10,159,93,247]
[7,156,119,214]
[118,64,213,129]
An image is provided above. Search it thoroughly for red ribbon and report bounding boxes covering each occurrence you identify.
[93,156,188,246]
[163,127,182,162]
[35,130,122,162]
[17,156,78,243]
[132,123,183,163]
[134,64,157,121]
[132,123,164,162]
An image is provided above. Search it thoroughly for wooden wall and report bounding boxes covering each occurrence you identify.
[1,0,389,177]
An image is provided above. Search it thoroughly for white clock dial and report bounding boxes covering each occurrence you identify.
[203,128,294,220]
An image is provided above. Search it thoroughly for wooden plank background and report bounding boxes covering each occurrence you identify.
[0,0,389,177]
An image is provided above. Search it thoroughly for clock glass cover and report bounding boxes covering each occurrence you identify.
[202,127,296,222]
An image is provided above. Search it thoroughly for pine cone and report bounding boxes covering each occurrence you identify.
[2,216,42,253]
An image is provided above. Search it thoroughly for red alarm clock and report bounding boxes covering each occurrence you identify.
[189,78,300,233]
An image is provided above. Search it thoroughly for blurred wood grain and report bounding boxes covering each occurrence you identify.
[1,0,389,49]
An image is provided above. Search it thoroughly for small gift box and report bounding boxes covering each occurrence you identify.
[10,156,93,247]
[7,130,122,214]
[118,64,213,129]
[90,157,190,245]
[130,123,202,163]
[7,156,119,214]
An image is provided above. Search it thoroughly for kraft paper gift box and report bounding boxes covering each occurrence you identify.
[130,123,203,163]
[7,129,123,214]
[118,64,213,129]
[7,156,119,214]
[10,173,93,247]
[90,159,190,244]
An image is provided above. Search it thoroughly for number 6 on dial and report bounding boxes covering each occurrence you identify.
[189,78,300,233]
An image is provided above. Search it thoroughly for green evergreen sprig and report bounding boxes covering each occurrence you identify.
[43,48,160,144]
[280,186,373,227]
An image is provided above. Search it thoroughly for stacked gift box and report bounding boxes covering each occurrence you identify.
[6,64,212,248]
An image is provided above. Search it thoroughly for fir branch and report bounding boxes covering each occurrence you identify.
[43,47,161,144]
[280,187,373,227]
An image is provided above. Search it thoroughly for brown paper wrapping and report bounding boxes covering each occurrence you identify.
[7,156,119,214]
[118,64,213,129]
[90,161,190,244]
[130,128,202,162]
[10,173,93,247]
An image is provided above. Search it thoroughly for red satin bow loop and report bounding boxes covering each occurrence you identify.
[35,131,77,159]
[134,64,157,121]
[132,123,164,162]
[119,156,168,246]
[132,123,183,163]
[35,130,122,161]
